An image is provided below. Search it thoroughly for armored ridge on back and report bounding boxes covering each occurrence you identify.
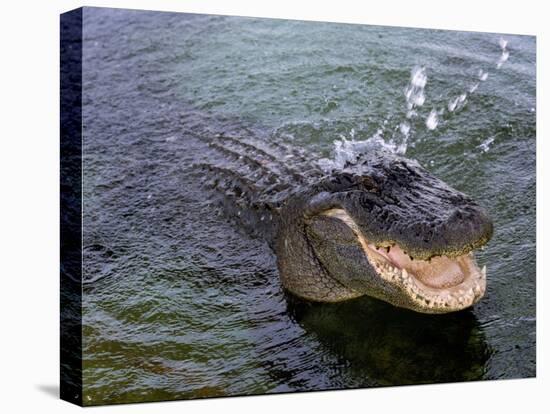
[196,132,493,314]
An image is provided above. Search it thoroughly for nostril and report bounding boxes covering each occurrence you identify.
[446,209,466,226]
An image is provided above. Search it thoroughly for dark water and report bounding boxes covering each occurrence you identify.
[80,7,536,405]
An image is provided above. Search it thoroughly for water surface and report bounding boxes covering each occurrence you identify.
[80,8,536,405]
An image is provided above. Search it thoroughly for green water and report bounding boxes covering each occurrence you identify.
[80,7,535,405]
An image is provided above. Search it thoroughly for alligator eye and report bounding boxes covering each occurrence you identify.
[359,176,378,191]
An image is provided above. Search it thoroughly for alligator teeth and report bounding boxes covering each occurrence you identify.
[481,265,487,278]
[474,284,482,295]
[402,268,408,279]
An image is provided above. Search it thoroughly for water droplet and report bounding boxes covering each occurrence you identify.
[448,97,459,112]
[399,122,410,136]
[496,50,509,69]
[426,109,439,130]
[478,136,495,153]
[499,38,508,50]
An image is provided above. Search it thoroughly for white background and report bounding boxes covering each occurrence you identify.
[0,0,546,412]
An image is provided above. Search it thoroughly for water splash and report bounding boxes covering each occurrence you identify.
[319,67,431,171]
[497,38,509,69]
[445,69,486,115]
[426,109,439,130]
[405,66,428,116]
[318,129,398,171]
[399,121,411,136]
[429,38,510,134]
[320,38,510,169]
[479,69,489,81]
[478,136,495,152]
[447,97,458,112]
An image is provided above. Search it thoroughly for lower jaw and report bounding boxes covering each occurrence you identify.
[365,249,487,314]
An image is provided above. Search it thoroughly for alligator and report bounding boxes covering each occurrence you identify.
[195,131,493,314]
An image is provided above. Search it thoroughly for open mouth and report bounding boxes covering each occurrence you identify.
[323,208,487,313]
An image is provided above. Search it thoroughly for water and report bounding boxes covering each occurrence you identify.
[80,7,536,405]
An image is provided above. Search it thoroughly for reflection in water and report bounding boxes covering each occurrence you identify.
[286,293,490,386]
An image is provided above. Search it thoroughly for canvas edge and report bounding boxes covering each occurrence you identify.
[60,6,84,407]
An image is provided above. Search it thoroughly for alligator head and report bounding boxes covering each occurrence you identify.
[276,151,493,314]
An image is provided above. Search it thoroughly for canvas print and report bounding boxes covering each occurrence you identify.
[60,7,536,406]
